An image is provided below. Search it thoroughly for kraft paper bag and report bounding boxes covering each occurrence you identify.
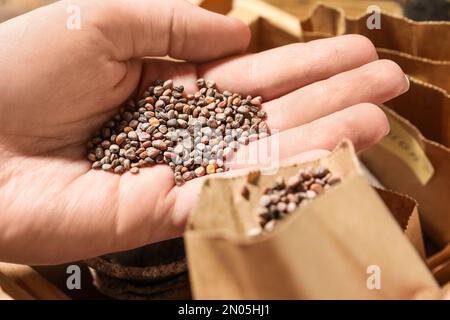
[300,4,450,94]
[185,141,438,299]
[384,78,450,148]
[375,188,425,259]
[360,106,450,247]
[377,49,450,94]
[227,0,301,53]
[300,4,450,61]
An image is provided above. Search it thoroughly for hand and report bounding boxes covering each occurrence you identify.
[0,0,409,265]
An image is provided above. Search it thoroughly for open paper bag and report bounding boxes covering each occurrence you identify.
[185,141,438,299]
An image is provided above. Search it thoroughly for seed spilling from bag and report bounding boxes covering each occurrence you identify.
[256,166,341,232]
[87,79,269,185]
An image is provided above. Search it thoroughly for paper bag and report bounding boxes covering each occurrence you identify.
[375,188,425,259]
[428,244,450,286]
[185,141,437,299]
[384,78,450,148]
[360,103,450,247]
[300,4,450,94]
[300,4,450,61]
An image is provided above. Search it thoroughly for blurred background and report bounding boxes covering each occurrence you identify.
[0,0,449,23]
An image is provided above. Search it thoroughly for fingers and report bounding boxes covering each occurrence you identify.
[265,59,409,131]
[277,103,389,154]
[85,0,250,62]
[231,103,388,169]
[199,34,378,100]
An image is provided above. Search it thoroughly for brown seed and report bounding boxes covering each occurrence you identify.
[232,97,241,106]
[92,161,102,169]
[123,159,131,170]
[309,183,324,194]
[276,202,287,212]
[147,147,160,158]
[206,164,216,174]
[109,144,120,154]
[127,131,138,140]
[167,119,178,127]
[154,86,164,96]
[206,80,216,88]
[305,190,317,199]
[152,140,167,151]
[145,96,155,104]
[88,153,97,162]
[264,220,276,232]
[250,96,262,106]
[287,202,297,213]
[163,79,173,90]
[182,171,193,181]
[194,166,206,177]
[241,185,250,200]
[327,177,341,186]
[149,118,160,127]
[125,149,136,160]
[139,151,148,159]
[258,121,269,133]
[138,132,151,141]
[237,105,249,114]
[175,174,184,186]
[130,167,140,174]
[287,176,301,190]
[247,170,261,185]
[129,120,139,128]
[115,133,127,145]
[142,141,152,148]
[102,164,112,171]
[114,166,125,174]
[260,195,272,207]
[101,140,112,149]
[123,126,133,134]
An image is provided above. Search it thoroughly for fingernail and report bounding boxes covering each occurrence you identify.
[385,123,391,136]
[403,74,410,93]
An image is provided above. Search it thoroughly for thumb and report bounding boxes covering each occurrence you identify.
[72,0,251,62]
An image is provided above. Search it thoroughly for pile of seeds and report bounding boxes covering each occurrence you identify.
[87,79,269,185]
[256,166,341,232]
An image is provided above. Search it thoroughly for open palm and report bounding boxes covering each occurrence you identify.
[0,0,408,265]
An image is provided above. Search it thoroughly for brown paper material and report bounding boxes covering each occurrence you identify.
[385,78,450,148]
[360,107,450,247]
[299,4,450,98]
[301,4,450,61]
[185,141,437,299]
[228,0,301,52]
[376,189,425,259]
[428,244,450,286]
[377,49,450,94]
